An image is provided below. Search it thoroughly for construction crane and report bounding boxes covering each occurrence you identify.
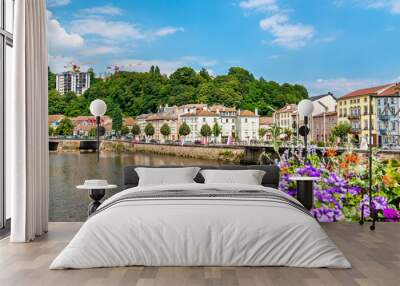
[64,61,95,73]
[64,62,80,73]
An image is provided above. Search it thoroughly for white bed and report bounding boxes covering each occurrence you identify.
[50,183,351,269]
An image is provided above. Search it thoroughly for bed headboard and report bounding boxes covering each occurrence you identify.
[123,165,280,189]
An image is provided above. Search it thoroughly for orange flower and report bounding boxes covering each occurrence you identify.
[325,148,337,158]
[383,175,393,187]
[281,166,289,174]
[345,153,359,164]
[340,162,348,169]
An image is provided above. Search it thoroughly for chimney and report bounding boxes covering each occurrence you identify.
[238,109,241,116]
[255,108,259,116]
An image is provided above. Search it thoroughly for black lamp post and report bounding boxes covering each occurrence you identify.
[90,99,107,162]
[298,99,314,161]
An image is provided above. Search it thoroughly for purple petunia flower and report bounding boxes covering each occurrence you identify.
[359,195,389,217]
[383,208,400,222]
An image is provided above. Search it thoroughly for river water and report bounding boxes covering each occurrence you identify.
[49,152,231,221]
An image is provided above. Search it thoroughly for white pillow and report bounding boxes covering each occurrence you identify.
[135,167,200,186]
[200,169,265,185]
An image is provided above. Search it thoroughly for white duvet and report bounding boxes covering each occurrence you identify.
[50,183,351,269]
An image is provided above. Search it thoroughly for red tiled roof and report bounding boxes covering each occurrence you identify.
[239,110,256,117]
[259,116,273,125]
[276,104,297,113]
[209,105,236,112]
[48,114,64,124]
[341,83,394,99]
[379,83,400,96]
[123,117,135,126]
[180,110,217,117]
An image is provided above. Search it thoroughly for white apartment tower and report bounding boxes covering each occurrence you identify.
[56,71,91,95]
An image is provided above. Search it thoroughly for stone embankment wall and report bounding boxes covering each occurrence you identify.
[101,141,245,163]
[56,140,80,152]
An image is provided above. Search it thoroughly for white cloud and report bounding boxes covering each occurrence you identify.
[154,26,184,37]
[335,1,400,14]
[239,0,279,12]
[47,11,84,53]
[304,78,382,96]
[260,13,314,49]
[70,18,184,42]
[360,0,400,14]
[79,46,123,56]
[79,5,123,16]
[70,18,145,40]
[239,1,315,49]
[47,0,71,8]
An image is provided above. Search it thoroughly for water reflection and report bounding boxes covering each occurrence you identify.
[50,152,230,221]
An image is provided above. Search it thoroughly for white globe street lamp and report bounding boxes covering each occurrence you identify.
[298,99,314,161]
[90,99,107,161]
[298,99,314,117]
[90,99,107,117]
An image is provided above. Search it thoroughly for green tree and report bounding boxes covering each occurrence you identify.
[270,124,282,161]
[120,126,130,136]
[64,91,77,103]
[55,118,74,136]
[170,67,200,86]
[48,89,66,114]
[48,125,55,136]
[111,108,123,133]
[331,122,352,143]
[259,128,268,140]
[199,68,211,81]
[160,123,171,140]
[212,122,222,139]
[131,123,141,139]
[48,67,57,91]
[64,96,90,117]
[88,127,97,137]
[200,124,212,138]
[179,122,191,137]
[144,123,155,138]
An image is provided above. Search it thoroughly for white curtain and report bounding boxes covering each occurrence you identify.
[7,0,49,242]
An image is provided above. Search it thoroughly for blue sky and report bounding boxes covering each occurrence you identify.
[47,0,400,96]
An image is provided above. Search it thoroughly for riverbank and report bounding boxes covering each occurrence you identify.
[101,141,245,163]
[50,140,400,164]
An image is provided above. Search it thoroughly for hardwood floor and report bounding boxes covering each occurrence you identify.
[0,222,398,286]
